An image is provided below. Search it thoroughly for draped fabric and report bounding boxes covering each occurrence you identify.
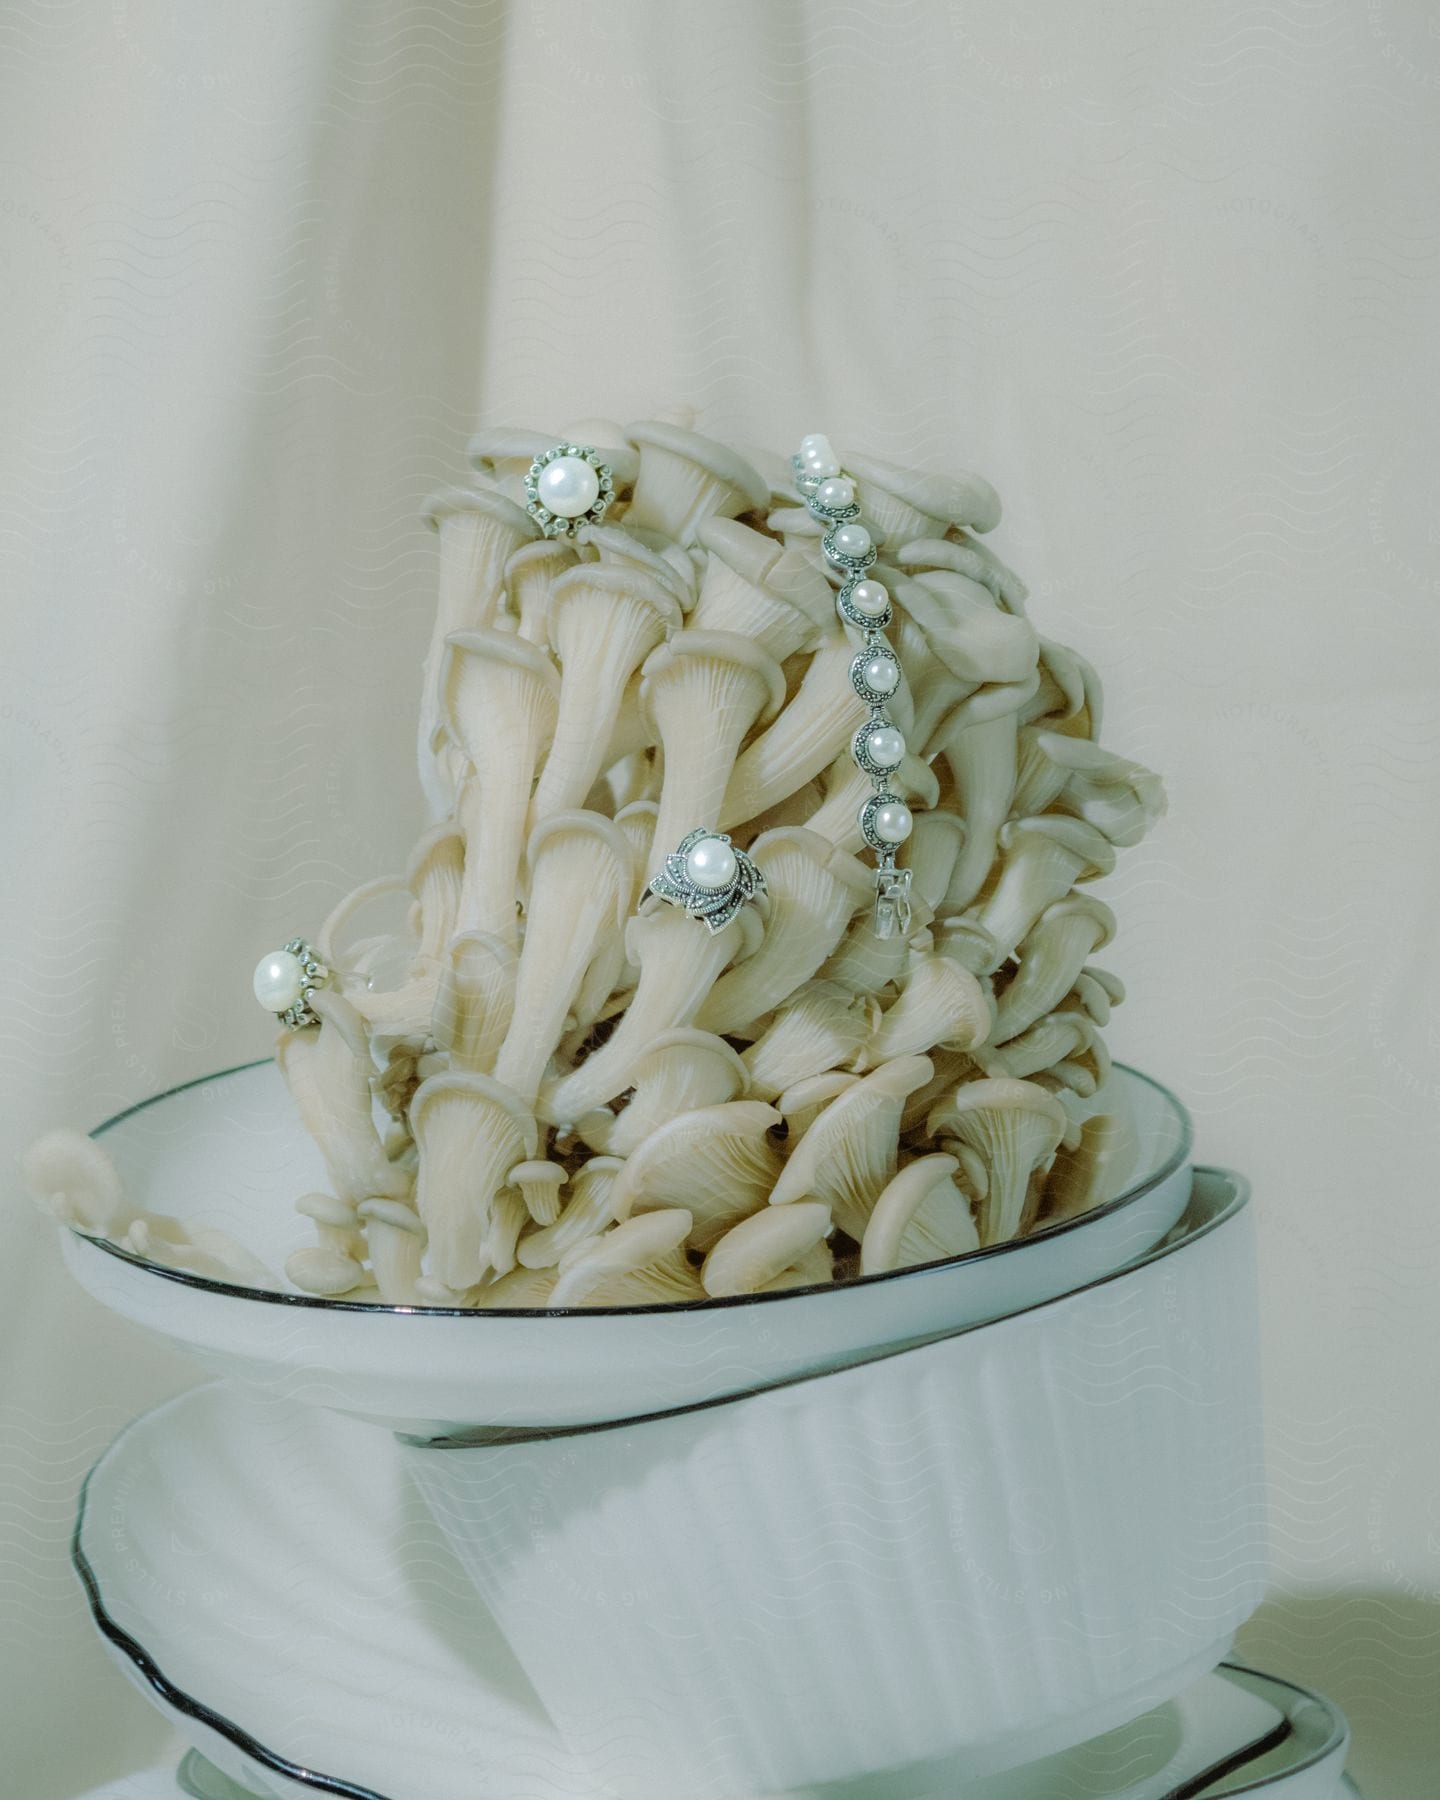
[2,4,1437,1793]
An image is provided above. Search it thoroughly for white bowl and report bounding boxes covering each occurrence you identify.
[74,1364,1344,1800]
[400,1167,1268,1798]
[62,1059,1191,1433]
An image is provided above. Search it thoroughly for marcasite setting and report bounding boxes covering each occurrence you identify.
[643,828,768,935]
[252,938,330,1029]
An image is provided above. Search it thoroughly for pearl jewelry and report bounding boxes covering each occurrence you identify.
[871,800,913,845]
[861,652,900,696]
[831,522,873,560]
[799,433,832,459]
[814,476,855,511]
[684,834,739,892]
[253,950,305,1014]
[800,432,840,478]
[537,455,601,519]
[848,578,889,618]
[865,725,905,770]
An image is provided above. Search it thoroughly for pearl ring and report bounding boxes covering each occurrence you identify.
[524,443,615,538]
[643,829,768,934]
[252,938,331,1029]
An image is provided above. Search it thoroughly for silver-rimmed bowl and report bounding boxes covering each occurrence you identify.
[62,1059,1192,1433]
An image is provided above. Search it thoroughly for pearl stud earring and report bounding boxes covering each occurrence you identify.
[252,938,330,1028]
[793,431,914,939]
[523,443,615,538]
[642,828,768,934]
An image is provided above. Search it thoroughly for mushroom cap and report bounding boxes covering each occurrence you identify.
[702,1202,832,1297]
[22,1129,126,1234]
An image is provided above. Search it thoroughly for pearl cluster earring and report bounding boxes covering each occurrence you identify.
[792,433,913,939]
[252,939,330,1028]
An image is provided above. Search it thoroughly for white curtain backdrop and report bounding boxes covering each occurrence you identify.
[3,4,1437,1795]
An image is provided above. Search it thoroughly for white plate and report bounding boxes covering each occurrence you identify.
[62,1060,1191,1432]
[74,1377,1350,1800]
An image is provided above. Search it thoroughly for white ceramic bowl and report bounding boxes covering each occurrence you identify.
[74,1362,1345,1800]
[401,1167,1268,1799]
[62,1059,1191,1433]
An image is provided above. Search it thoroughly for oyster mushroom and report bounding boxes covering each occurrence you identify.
[409,1071,538,1291]
[505,536,577,643]
[476,1264,560,1309]
[1024,638,1104,737]
[860,1154,980,1275]
[719,629,873,830]
[959,816,1117,975]
[623,421,769,542]
[531,563,681,821]
[978,1009,1109,1093]
[547,1209,702,1308]
[886,560,1038,688]
[507,1159,568,1227]
[770,1054,935,1239]
[22,1129,128,1235]
[992,893,1116,1043]
[696,829,872,1037]
[285,1244,372,1297]
[928,682,1034,912]
[690,517,834,659]
[540,904,761,1126]
[295,1190,366,1266]
[275,992,407,1208]
[431,931,517,1074]
[776,1070,862,1138]
[741,981,871,1101]
[611,1100,784,1251]
[356,1196,426,1303]
[702,1201,833,1297]
[865,953,992,1064]
[641,630,786,858]
[491,810,634,1107]
[926,1077,1069,1246]
[583,1029,749,1157]
[1062,965,1126,1026]
[516,1155,625,1269]
[1032,731,1167,847]
[842,451,1002,543]
[1039,1109,1141,1225]
[442,630,559,943]
[418,488,538,813]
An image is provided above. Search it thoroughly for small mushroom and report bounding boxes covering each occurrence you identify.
[505,536,578,644]
[611,1100,784,1251]
[770,1054,935,1239]
[641,629,786,859]
[623,421,769,543]
[356,1196,426,1303]
[431,931,518,1074]
[507,1159,568,1227]
[587,1029,749,1157]
[22,1129,128,1235]
[776,1070,862,1139]
[541,904,761,1127]
[991,893,1116,1043]
[960,816,1116,974]
[741,981,870,1101]
[444,629,560,945]
[517,1156,625,1268]
[491,810,634,1106]
[697,830,873,1036]
[417,488,538,814]
[720,630,872,830]
[285,1243,371,1297]
[275,992,406,1208]
[927,1077,1069,1246]
[860,1154,980,1275]
[547,1209,703,1308]
[1039,1109,1141,1226]
[842,452,1002,542]
[885,561,1038,688]
[865,953,992,1064]
[690,517,834,660]
[702,1202,833,1297]
[1036,731,1167,847]
[530,562,681,822]
[409,1070,538,1291]
[295,1190,366,1265]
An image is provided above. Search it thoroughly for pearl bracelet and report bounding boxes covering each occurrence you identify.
[792,433,913,940]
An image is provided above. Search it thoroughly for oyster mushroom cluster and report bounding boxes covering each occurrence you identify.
[31,412,1164,1307]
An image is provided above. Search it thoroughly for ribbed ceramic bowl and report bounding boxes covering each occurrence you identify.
[61,1059,1191,1434]
[401,1167,1268,1799]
